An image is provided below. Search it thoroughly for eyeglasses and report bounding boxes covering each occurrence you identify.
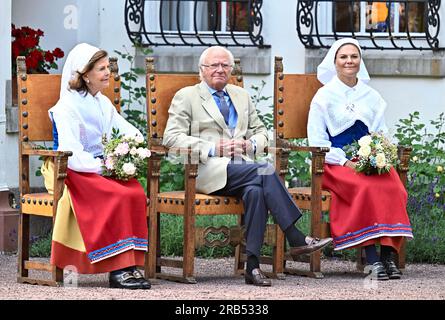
[201,63,233,71]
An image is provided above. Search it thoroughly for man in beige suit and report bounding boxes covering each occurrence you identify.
[163,46,332,286]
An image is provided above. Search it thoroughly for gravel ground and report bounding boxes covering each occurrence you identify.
[1,254,445,300]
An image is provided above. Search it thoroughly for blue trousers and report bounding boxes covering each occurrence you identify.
[212,161,302,257]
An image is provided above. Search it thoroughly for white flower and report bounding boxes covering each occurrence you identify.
[122,134,133,142]
[135,134,144,144]
[412,156,418,162]
[105,156,114,170]
[122,162,136,176]
[114,142,129,156]
[137,148,151,159]
[375,143,383,151]
[130,147,138,156]
[357,145,371,158]
[375,153,387,168]
[437,166,443,173]
[358,135,372,147]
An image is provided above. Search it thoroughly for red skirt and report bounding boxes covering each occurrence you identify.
[322,165,413,252]
[51,169,148,274]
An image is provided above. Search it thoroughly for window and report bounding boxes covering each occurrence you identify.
[334,2,425,34]
[160,0,250,33]
[296,0,442,50]
[126,0,267,47]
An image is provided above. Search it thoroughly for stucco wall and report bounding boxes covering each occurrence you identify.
[0,0,14,191]
[6,0,445,189]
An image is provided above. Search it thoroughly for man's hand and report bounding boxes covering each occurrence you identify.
[215,139,252,157]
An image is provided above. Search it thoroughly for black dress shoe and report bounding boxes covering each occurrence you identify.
[383,260,402,280]
[132,269,152,289]
[245,268,272,287]
[289,237,333,259]
[365,262,389,280]
[109,270,144,289]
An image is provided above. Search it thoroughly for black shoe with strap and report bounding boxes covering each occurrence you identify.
[109,270,143,289]
[365,262,390,281]
[383,260,402,280]
[132,269,152,289]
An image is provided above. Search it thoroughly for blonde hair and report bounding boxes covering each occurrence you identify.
[69,50,108,95]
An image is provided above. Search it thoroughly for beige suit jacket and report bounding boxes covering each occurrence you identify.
[163,81,268,194]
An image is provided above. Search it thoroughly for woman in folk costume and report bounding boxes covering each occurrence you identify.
[43,43,150,289]
[307,38,413,280]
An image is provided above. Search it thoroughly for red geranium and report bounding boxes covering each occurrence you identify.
[11,24,65,75]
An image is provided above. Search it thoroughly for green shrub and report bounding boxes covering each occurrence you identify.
[30,233,52,257]
[395,112,445,263]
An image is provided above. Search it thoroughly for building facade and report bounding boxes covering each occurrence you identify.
[1,0,445,194]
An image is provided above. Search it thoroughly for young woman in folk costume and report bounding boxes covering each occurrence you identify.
[307,38,413,280]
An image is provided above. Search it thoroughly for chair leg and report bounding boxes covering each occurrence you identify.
[234,244,245,276]
[17,213,29,281]
[182,210,197,284]
[234,215,245,276]
[396,238,406,269]
[53,267,63,284]
[356,247,365,271]
[272,227,286,279]
[156,212,161,273]
[146,211,158,279]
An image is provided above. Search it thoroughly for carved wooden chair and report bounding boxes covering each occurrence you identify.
[145,57,284,283]
[16,56,122,286]
[273,56,411,278]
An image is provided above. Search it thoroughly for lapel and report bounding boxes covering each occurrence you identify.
[198,81,229,132]
[226,84,245,138]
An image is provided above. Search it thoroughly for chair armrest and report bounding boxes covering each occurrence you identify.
[286,145,330,154]
[22,149,73,158]
[397,145,412,168]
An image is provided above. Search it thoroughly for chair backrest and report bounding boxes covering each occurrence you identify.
[16,56,121,143]
[146,57,244,148]
[273,56,322,142]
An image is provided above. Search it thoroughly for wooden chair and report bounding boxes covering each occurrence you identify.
[16,56,122,286]
[145,57,285,283]
[273,56,411,278]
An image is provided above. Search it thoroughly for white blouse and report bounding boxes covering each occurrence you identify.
[307,76,388,166]
[49,91,142,173]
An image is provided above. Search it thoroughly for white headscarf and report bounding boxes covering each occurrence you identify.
[317,38,370,85]
[60,43,100,97]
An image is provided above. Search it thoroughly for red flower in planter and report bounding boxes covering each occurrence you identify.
[11,24,65,75]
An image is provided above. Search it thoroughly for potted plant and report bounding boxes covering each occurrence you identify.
[10,24,65,104]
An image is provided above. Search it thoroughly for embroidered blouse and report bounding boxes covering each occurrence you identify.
[49,90,142,173]
[307,76,388,166]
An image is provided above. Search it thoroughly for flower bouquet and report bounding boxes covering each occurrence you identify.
[102,129,151,181]
[344,132,399,175]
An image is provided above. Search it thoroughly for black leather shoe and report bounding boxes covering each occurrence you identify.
[289,237,332,259]
[132,269,152,289]
[109,270,143,289]
[383,260,402,280]
[365,262,389,280]
[245,268,272,287]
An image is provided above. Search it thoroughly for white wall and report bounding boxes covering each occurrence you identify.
[5,0,445,189]
[371,77,445,133]
[12,0,444,129]
[0,0,14,191]
[12,0,104,73]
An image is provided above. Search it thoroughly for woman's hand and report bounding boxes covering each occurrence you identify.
[344,160,357,169]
